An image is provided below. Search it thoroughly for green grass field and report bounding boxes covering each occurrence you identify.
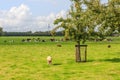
[0,36,120,80]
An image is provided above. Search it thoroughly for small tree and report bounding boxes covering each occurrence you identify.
[52,0,96,62]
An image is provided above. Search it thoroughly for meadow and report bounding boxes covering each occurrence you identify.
[0,36,120,80]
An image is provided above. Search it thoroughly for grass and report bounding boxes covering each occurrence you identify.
[0,36,120,80]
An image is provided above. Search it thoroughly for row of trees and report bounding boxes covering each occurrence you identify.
[0,27,3,36]
[0,29,63,36]
[52,0,120,62]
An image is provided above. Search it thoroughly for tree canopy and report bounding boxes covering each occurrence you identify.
[52,0,120,42]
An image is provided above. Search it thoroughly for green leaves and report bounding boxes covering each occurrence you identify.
[52,0,120,43]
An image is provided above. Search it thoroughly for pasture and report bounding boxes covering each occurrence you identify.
[0,36,120,80]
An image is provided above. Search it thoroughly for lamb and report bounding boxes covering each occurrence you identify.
[47,56,52,65]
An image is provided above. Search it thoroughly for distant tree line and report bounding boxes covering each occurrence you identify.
[0,26,119,37]
[0,27,3,36]
[0,30,63,36]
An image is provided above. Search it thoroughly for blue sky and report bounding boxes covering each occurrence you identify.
[0,0,108,32]
[0,0,71,16]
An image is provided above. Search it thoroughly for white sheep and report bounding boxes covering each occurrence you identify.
[47,56,52,65]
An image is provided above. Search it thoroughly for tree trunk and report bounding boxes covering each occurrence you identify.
[75,41,81,62]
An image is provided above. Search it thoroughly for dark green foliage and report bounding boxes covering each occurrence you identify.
[2,31,63,36]
[0,27,3,36]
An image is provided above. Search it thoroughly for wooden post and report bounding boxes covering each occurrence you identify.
[85,46,87,62]
[75,45,81,62]
[75,44,87,62]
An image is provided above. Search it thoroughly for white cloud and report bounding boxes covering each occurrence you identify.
[35,10,66,32]
[0,4,67,32]
[0,4,31,28]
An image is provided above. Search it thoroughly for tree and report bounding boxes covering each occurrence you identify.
[52,0,97,62]
[52,0,120,62]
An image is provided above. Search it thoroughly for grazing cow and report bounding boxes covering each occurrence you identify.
[9,40,14,43]
[57,44,62,47]
[107,38,112,42]
[35,38,40,42]
[26,38,31,42]
[42,40,45,42]
[50,38,55,42]
[60,38,64,42]
[22,39,25,42]
[65,38,70,41]
[108,45,111,48]
[47,56,52,65]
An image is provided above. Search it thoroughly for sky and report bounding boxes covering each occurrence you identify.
[0,0,107,32]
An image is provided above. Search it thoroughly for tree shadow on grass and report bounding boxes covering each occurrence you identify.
[80,59,95,62]
[53,63,62,66]
[102,58,120,63]
[87,59,95,62]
